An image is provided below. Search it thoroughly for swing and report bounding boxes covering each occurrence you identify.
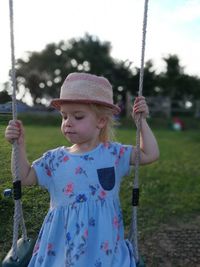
[2,0,149,266]
[2,1,35,267]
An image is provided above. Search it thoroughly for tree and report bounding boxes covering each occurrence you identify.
[158,54,200,101]
[130,60,158,96]
[3,38,200,111]
[14,34,133,105]
[0,89,12,104]
[158,55,183,98]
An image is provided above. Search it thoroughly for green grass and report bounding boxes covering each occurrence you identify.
[0,114,200,261]
[120,129,200,230]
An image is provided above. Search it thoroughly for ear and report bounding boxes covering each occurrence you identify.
[97,116,107,129]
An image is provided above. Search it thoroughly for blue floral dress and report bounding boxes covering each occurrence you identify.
[28,142,136,267]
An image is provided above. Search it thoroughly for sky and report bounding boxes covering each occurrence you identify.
[0,0,200,92]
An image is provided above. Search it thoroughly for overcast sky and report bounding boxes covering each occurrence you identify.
[0,0,200,90]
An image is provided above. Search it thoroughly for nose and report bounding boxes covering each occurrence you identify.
[64,117,73,127]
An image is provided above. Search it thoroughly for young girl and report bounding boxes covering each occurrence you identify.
[5,72,159,267]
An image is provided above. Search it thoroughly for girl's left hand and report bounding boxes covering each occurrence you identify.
[132,96,149,122]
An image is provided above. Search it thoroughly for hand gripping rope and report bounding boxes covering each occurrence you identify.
[2,1,35,266]
[128,0,149,266]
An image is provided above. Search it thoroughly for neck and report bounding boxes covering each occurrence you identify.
[69,139,101,154]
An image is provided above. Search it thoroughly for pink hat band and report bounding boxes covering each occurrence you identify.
[50,73,120,114]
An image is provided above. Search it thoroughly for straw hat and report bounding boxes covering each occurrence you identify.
[50,72,120,114]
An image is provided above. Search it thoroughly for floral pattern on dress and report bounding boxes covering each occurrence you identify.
[102,142,129,167]
[103,142,112,149]
[94,259,102,267]
[75,166,87,177]
[32,227,44,256]
[30,143,135,267]
[89,217,96,227]
[65,218,95,267]
[113,215,121,253]
[97,190,107,206]
[81,155,94,161]
[69,193,88,210]
[33,242,40,255]
[47,243,56,256]
[57,151,69,165]
[76,194,87,203]
[101,240,112,255]
[110,147,118,157]
[89,184,99,195]
[63,182,75,198]
[36,149,70,177]
[115,145,128,166]
[88,184,107,206]
[37,256,44,265]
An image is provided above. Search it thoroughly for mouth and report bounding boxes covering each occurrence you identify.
[65,132,76,135]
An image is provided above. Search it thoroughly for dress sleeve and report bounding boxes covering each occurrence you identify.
[32,150,54,190]
[115,143,133,179]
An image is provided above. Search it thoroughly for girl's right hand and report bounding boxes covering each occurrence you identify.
[5,120,25,145]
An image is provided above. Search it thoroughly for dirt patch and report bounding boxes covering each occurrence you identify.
[140,217,200,267]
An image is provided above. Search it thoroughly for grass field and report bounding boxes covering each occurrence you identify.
[0,114,200,263]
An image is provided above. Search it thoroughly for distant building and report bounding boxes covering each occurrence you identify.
[0,100,34,114]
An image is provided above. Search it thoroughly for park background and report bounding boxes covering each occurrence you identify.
[0,0,200,266]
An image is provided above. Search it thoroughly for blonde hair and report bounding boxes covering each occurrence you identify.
[89,104,117,143]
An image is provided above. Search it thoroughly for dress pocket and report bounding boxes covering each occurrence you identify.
[97,167,115,191]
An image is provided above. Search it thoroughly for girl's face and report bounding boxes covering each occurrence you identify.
[60,103,106,147]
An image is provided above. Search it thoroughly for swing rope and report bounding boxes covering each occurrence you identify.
[9,0,28,260]
[129,0,149,264]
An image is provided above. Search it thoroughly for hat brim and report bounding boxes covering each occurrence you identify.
[50,99,121,114]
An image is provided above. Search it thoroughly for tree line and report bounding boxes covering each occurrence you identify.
[1,34,200,110]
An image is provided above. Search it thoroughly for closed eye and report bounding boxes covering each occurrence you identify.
[75,116,84,120]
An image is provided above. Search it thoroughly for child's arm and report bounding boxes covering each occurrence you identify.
[5,120,37,186]
[130,96,159,165]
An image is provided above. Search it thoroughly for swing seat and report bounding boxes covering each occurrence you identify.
[136,256,146,267]
[2,238,35,267]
